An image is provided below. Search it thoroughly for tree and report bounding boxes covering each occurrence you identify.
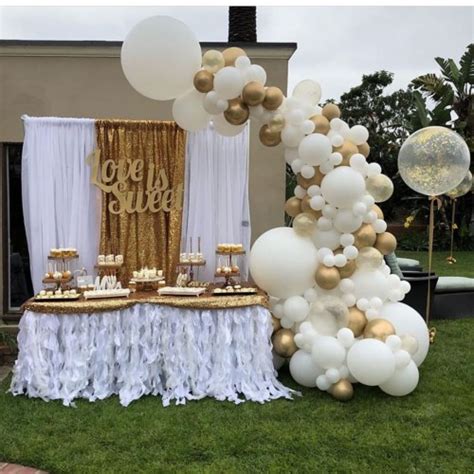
[228,6,257,43]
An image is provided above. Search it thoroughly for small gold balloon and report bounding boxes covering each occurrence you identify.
[222,47,247,66]
[363,318,396,341]
[372,204,384,220]
[310,115,330,135]
[193,70,214,93]
[358,142,370,158]
[269,113,285,133]
[263,86,284,111]
[356,247,384,270]
[334,141,359,165]
[347,306,368,337]
[322,103,341,121]
[329,379,354,401]
[293,212,316,236]
[242,81,266,106]
[297,167,324,188]
[271,315,282,333]
[375,232,397,255]
[300,195,322,219]
[315,265,341,290]
[339,258,356,278]
[224,98,250,126]
[353,224,377,249]
[259,124,282,147]
[284,197,302,217]
[366,174,394,203]
[272,328,297,358]
[202,49,225,73]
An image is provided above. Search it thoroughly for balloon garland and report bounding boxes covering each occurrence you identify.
[121,16,434,401]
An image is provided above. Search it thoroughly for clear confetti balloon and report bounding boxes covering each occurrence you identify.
[446,170,473,199]
[398,126,470,196]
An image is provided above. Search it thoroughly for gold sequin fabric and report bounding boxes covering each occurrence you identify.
[22,290,269,315]
[95,120,186,285]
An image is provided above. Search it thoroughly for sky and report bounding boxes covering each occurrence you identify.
[0,6,472,100]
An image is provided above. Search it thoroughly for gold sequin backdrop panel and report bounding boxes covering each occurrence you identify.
[96,120,186,284]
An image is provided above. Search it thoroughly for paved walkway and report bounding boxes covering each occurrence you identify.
[0,464,47,473]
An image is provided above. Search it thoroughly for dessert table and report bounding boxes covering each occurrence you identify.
[10,290,294,407]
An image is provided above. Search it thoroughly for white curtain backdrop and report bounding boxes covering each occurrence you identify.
[21,116,98,294]
[182,125,251,282]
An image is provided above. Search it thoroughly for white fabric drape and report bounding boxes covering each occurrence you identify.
[182,125,251,282]
[10,305,294,407]
[21,116,98,294]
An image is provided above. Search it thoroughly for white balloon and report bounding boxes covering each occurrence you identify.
[203,91,228,115]
[373,219,388,233]
[340,233,355,247]
[310,196,325,211]
[249,227,318,299]
[394,349,411,369]
[282,125,305,148]
[121,16,201,100]
[243,64,267,85]
[283,296,310,323]
[172,89,210,131]
[284,147,299,165]
[337,328,355,348]
[213,66,244,100]
[289,350,324,387]
[317,216,333,231]
[343,245,359,260]
[316,374,331,391]
[334,254,347,268]
[323,254,336,267]
[351,269,389,300]
[379,360,419,396]
[326,367,341,383]
[347,339,396,386]
[330,152,343,166]
[311,336,346,369]
[334,209,363,233]
[307,185,321,197]
[298,134,333,166]
[379,302,429,366]
[294,185,306,199]
[291,159,304,175]
[292,79,322,106]
[235,55,251,69]
[304,287,318,303]
[302,120,316,135]
[212,114,246,137]
[301,165,316,179]
[322,204,338,219]
[367,162,382,177]
[320,167,366,209]
[348,125,369,145]
[400,335,419,355]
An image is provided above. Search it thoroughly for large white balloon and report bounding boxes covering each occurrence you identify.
[312,228,341,250]
[298,134,332,166]
[121,16,201,100]
[379,360,419,396]
[379,302,429,366]
[347,339,395,386]
[311,336,346,369]
[283,296,310,323]
[320,167,366,209]
[172,89,210,131]
[289,350,323,387]
[249,227,318,299]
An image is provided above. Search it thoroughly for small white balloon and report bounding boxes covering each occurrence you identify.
[282,125,305,148]
[235,55,251,69]
[283,296,310,323]
[385,334,402,352]
[337,328,355,348]
[212,114,246,136]
[356,298,370,311]
[367,162,382,177]
[243,64,267,85]
[301,165,316,179]
[379,360,419,396]
[339,278,355,294]
[330,152,343,166]
[319,161,334,175]
[330,133,344,147]
[310,195,326,211]
[326,367,341,384]
[394,349,411,369]
[343,245,359,260]
[340,233,355,247]
[213,66,244,100]
[373,219,388,233]
[323,254,336,267]
[312,336,346,369]
[334,254,347,268]
[342,293,356,307]
[322,204,338,219]
[317,216,333,231]
[304,287,318,303]
[348,125,369,146]
[294,185,306,199]
[302,120,316,135]
[307,185,321,197]
[316,374,331,391]
[291,159,304,175]
[289,350,323,387]
[298,134,333,166]
[334,209,363,234]
[353,202,368,216]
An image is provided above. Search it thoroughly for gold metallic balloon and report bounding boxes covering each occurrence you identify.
[272,328,297,358]
[242,81,266,106]
[284,196,302,217]
[300,196,322,219]
[353,224,377,249]
[375,232,397,255]
[347,306,368,337]
[293,212,316,236]
[315,265,341,290]
[259,124,282,147]
[363,318,396,341]
[329,379,354,401]
[202,49,225,73]
[356,247,384,270]
[398,126,471,196]
[271,315,282,333]
[366,174,394,203]
[269,113,285,133]
[193,70,214,93]
[372,204,384,220]
[224,98,250,125]
[339,258,356,278]
[222,47,247,67]
[334,141,359,165]
[322,103,341,121]
[446,170,473,199]
[297,167,324,188]
[358,142,370,158]
[310,115,330,135]
[263,86,284,111]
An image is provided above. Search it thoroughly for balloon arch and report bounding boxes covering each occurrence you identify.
[120,15,434,401]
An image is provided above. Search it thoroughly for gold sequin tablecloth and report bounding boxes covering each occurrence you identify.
[22,289,269,315]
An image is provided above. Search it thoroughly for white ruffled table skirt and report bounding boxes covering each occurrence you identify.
[10,304,293,407]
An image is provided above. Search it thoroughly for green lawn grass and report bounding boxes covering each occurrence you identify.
[1,251,473,473]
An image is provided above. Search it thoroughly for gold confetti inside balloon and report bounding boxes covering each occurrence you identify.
[398,126,470,196]
[202,49,225,73]
[446,171,473,199]
[363,318,396,341]
[366,174,394,203]
[356,247,384,270]
[293,212,317,236]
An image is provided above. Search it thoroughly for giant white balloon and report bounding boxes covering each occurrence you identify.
[289,350,323,387]
[321,167,366,209]
[172,89,210,131]
[379,360,419,396]
[249,227,318,299]
[121,16,201,100]
[347,339,395,386]
[379,302,429,366]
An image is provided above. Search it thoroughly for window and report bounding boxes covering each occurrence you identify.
[3,143,33,312]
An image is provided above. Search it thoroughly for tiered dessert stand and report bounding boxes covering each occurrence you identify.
[44,254,78,290]
[215,247,245,287]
